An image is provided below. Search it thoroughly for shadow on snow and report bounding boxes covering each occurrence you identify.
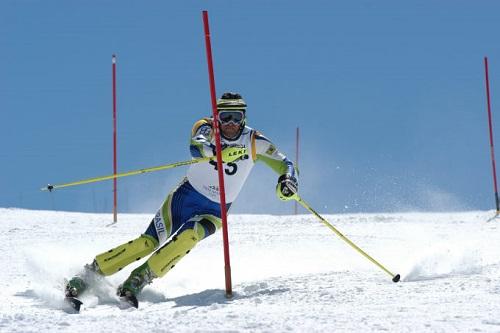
[168,287,290,308]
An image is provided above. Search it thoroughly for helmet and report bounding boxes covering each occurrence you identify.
[216,92,247,140]
[216,92,247,110]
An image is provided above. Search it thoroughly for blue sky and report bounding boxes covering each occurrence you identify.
[2,1,500,214]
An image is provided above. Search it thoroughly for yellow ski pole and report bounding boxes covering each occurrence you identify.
[41,156,213,192]
[295,195,400,283]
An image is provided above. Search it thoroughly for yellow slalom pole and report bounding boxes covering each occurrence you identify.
[41,156,213,192]
[295,195,400,283]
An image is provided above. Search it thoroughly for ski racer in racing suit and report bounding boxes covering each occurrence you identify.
[65,92,298,307]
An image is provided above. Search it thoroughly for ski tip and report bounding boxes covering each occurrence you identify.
[392,274,401,283]
[120,295,139,309]
[64,297,83,313]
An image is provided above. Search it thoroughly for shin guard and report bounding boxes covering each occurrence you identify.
[95,235,158,276]
[147,229,199,278]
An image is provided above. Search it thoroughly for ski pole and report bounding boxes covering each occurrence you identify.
[295,195,400,283]
[41,156,213,192]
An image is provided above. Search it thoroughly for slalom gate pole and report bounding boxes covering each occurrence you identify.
[202,10,233,298]
[294,127,300,215]
[484,57,500,214]
[41,157,213,191]
[112,54,118,223]
[295,195,400,282]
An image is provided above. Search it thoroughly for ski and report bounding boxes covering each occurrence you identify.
[64,296,83,313]
[119,293,139,309]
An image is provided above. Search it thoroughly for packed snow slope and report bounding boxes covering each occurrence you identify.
[1,208,500,332]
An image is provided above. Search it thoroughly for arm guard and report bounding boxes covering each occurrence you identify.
[254,131,298,178]
[190,118,216,158]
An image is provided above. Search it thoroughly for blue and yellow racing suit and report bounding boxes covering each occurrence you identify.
[93,118,296,282]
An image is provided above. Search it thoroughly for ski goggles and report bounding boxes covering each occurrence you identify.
[218,110,245,125]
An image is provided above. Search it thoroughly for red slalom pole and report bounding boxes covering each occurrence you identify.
[112,55,118,222]
[294,127,300,215]
[484,56,500,214]
[202,10,233,297]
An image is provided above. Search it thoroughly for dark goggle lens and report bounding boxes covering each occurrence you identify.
[219,111,244,124]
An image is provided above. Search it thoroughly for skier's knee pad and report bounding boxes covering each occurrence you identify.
[147,229,200,278]
[95,234,159,276]
[189,214,222,240]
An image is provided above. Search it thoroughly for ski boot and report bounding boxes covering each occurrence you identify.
[65,277,86,298]
[65,260,103,298]
[64,276,86,312]
[117,262,156,309]
[64,260,104,312]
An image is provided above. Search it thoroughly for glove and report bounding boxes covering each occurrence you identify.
[276,174,298,201]
[221,146,247,163]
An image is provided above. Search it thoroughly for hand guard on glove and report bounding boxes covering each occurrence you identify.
[221,146,247,163]
[276,174,298,201]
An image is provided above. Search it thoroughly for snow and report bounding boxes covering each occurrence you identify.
[1,208,500,332]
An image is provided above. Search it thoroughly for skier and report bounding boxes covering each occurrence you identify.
[65,92,299,308]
